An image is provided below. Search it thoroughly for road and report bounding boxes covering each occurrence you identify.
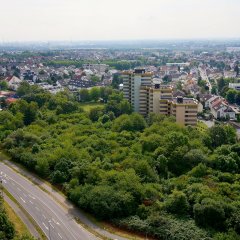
[3,193,41,239]
[0,162,99,240]
[199,67,212,93]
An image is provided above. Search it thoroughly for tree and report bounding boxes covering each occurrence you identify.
[183,149,207,172]
[35,158,49,177]
[218,78,226,93]
[10,100,38,125]
[234,65,239,76]
[77,185,136,219]
[16,82,31,97]
[89,87,100,102]
[90,75,100,82]
[0,211,15,239]
[51,158,72,183]
[226,89,237,104]
[111,74,122,89]
[211,86,217,95]
[0,81,8,90]
[194,198,226,229]
[205,125,236,149]
[163,75,171,83]
[89,107,103,122]
[112,113,146,132]
[236,92,240,105]
[165,190,190,216]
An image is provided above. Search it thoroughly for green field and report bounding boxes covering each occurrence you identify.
[79,102,104,112]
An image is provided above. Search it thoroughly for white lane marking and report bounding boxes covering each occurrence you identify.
[52,218,60,225]
[1,164,52,238]
[58,233,63,239]
[29,200,33,205]
[42,222,48,230]
[50,222,54,229]
[20,197,26,203]
[3,179,7,183]
[1,165,78,240]
[42,214,46,219]
[29,194,36,199]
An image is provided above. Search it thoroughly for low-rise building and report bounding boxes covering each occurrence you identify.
[229,83,240,91]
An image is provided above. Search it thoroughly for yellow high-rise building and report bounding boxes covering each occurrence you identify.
[122,69,198,126]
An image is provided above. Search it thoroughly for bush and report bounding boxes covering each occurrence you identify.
[0,212,15,239]
[77,185,136,219]
[194,198,226,229]
[116,214,210,240]
[164,190,189,216]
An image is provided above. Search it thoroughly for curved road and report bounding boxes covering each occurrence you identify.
[0,162,99,240]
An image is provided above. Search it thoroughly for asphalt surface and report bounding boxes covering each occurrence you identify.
[0,162,99,240]
[3,193,41,239]
[199,67,212,92]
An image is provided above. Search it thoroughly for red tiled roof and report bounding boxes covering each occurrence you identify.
[6,98,18,104]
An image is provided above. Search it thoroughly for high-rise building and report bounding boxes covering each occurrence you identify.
[122,69,153,113]
[122,69,198,126]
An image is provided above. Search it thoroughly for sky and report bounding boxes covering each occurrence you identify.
[0,0,240,42]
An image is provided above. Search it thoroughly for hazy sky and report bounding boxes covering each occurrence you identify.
[0,0,240,41]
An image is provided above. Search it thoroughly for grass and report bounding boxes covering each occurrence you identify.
[3,201,30,236]
[79,102,104,112]
[102,222,155,240]
[0,151,10,161]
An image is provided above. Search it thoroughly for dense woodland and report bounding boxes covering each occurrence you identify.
[1,83,240,240]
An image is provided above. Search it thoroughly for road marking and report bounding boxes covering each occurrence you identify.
[20,197,26,203]
[29,200,33,204]
[35,206,40,211]
[29,194,36,199]
[52,218,60,225]
[17,187,21,191]
[1,164,78,240]
[58,233,63,239]
[42,222,48,230]
[50,222,54,229]
[42,214,46,219]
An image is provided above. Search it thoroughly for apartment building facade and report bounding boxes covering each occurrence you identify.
[122,69,198,126]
